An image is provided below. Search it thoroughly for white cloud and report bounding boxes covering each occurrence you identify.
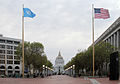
[0,0,119,65]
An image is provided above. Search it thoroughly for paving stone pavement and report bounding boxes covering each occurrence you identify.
[0,75,120,84]
[95,78,120,84]
[90,79,101,84]
[0,75,91,84]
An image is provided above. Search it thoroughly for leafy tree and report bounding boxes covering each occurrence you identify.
[46,60,53,68]
[16,42,53,73]
[64,42,114,76]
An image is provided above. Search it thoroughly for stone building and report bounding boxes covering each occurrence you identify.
[94,17,120,49]
[94,17,120,74]
[0,34,22,76]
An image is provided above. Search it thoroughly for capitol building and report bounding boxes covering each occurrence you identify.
[54,51,64,74]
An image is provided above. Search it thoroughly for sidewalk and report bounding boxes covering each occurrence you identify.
[0,75,120,84]
[0,75,92,84]
[94,78,120,84]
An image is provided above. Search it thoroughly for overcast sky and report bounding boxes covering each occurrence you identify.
[0,0,120,65]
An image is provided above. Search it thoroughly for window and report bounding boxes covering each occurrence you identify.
[14,41,20,45]
[0,66,5,69]
[8,66,12,69]
[14,46,17,50]
[14,61,20,64]
[0,39,5,43]
[7,55,13,59]
[7,60,13,64]
[7,50,13,54]
[7,40,13,44]
[0,45,5,49]
[7,45,13,49]
[15,66,19,69]
[14,56,19,59]
[0,60,5,64]
[0,55,5,59]
[0,50,5,54]
[14,51,17,55]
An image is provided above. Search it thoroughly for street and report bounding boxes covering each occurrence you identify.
[0,75,120,84]
[0,75,91,84]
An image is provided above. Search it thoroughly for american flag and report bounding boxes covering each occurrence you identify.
[94,8,110,19]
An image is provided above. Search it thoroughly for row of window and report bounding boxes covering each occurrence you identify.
[0,45,17,49]
[0,50,17,54]
[0,39,20,44]
[0,66,20,69]
[0,45,5,48]
[0,55,19,59]
[0,60,20,64]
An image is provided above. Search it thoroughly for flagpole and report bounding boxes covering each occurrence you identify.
[22,4,24,78]
[92,4,95,77]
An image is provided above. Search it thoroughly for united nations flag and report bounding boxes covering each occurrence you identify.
[23,8,36,18]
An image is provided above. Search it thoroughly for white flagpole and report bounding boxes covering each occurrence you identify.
[22,4,25,78]
[92,4,95,77]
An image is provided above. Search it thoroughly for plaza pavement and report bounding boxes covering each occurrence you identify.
[0,75,120,84]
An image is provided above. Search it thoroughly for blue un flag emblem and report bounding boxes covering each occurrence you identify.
[23,8,36,18]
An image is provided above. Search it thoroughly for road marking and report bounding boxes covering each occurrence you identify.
[90,79,101,84]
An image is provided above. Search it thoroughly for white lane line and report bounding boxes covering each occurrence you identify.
[90,79,101,84]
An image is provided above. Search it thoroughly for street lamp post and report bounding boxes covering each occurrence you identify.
[42,65,45,78]
[46,66,48,76]
[73,65,75,77]
[69,67,70,76]
[48,67,50,76]
[71,66,73,76]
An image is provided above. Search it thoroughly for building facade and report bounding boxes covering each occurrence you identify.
[0,34,22,76]
[94,17,120,49]
[54,51,64,74]
[94,17,120,74]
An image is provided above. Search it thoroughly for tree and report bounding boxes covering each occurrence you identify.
[46,60,53,68]
[16,42,53,73]
[64,42,114,76]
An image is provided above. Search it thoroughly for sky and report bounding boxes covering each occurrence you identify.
[0,0,120,65]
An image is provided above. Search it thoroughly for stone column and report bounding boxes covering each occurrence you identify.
[114,33,116,50]
[110,36,112,45]
[108,39,109,43]
[117,31,119,49]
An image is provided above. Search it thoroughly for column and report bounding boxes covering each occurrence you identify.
[117,31,119,49]
[107,39,108,43]
[108,38,110,44]
[110,36,112,45]
[114,33,116,50]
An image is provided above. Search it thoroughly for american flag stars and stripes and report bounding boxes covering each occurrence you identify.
[94,8,110,19]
